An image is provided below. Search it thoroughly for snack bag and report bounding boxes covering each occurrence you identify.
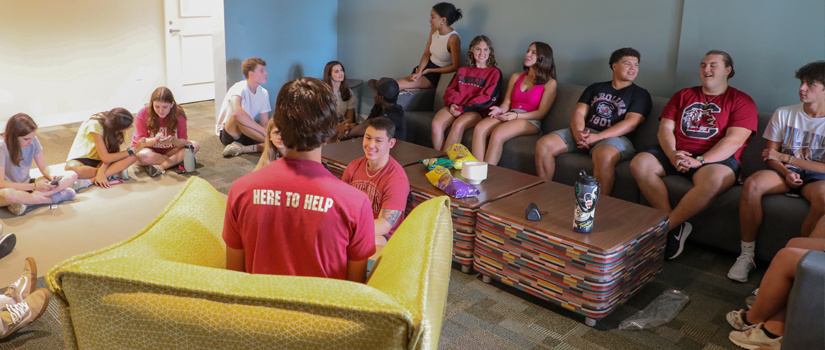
[419,158,454,171]
[426,165,479,198]
[446,143,478,169]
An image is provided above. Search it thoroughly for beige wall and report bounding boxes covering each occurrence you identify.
[0,0,166,128]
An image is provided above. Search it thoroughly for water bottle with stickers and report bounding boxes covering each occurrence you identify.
[573,170,600,233]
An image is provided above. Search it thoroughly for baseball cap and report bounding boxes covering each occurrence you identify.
[367,77,399,100]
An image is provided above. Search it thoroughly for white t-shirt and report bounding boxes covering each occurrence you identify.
[215,80,272,134]
[763,103,825,167]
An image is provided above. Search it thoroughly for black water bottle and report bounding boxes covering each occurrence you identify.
[573,170,601,233]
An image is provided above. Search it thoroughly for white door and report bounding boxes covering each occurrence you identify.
[164,0,221,103]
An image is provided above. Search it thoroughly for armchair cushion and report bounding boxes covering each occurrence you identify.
[48,177,453,350]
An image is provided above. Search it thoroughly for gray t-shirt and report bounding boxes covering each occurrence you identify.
[0,137,42,183]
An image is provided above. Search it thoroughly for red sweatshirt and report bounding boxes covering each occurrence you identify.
[443,66,503,114]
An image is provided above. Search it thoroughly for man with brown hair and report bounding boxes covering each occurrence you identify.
[223,77,375,283]
[216,57,271,157]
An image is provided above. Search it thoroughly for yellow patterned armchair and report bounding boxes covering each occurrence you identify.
[47,177,453,349]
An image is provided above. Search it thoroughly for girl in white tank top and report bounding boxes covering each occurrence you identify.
[396,3,463,90]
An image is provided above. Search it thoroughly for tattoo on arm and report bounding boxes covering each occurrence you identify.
[380,209,402,226]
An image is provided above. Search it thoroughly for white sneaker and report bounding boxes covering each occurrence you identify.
[728,323,781,350]
[6,204,27,216]
[726,309,753,331]
[727,254,756,282]
[71,178,94,191]
[222,142,243,158]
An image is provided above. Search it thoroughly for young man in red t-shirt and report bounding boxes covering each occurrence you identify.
[342,117,410,246]
[630,50,758,260]
[222,77,375,283]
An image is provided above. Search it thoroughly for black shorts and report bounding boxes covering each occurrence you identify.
[410,60,442,87]
[70,157,102,168]
[774,168,825,194]
[643,146,740,178]
[219,129,259,146]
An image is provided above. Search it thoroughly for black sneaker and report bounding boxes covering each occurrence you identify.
[0,233,17,260]
[665,222,692,259]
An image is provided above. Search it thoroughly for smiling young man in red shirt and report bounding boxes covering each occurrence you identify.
[342,117,410,246]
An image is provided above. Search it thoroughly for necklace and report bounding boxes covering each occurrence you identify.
[702,92,721,110]
[365,161,386,178]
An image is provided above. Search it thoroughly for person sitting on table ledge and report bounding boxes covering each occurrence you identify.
[337,77,406,142]
[215,57,271,158]
[223,77,375,283]
[629,50,758,260]
[342,117,410,246]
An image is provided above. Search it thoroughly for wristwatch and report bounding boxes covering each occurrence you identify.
[126,147,135,156]
[697,156,705,165]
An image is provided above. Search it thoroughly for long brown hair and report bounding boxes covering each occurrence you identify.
[146,87,186,135]
[92,108,133,153]
[4,113,38,167]
[466,35,497,68]
[260,117,281,165]
[524,41,556,85]
[323,61,352,101]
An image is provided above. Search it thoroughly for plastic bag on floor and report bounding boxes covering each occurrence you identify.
[619,289,689,330]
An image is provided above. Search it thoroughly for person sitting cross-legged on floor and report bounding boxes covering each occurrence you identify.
[630,50,758,260]
[342,117,410,246]
[0,257,51,340]
[223,77,375,283]
[130,87,200,177]
[216,57,271,158]
[0,113,84,216]
[730,60,825,282]
[725,215,825,350]
[65,108,145,189]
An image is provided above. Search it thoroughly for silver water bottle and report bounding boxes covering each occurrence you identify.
[183,144,196,172]
[573,170,600,233]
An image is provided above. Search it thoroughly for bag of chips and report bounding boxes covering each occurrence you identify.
[419,158,455,170]
[446,143,478,169]
[426,165,479,198]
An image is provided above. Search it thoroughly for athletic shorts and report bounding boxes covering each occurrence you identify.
[643,146,740,178]
[552,127,636,161]
[219,128,259,146]
[70,158,102,168]
[774,168,825,194]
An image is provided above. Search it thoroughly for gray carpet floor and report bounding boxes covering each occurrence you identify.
[1,101,762,349]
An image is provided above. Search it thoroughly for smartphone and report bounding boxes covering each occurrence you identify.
[50,177,62,186]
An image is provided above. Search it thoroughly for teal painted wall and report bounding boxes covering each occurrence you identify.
[224,0,338,107]
[338,0,825,113]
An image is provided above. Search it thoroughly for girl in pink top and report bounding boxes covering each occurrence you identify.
[472,42,558,165]
[131,87,200,176]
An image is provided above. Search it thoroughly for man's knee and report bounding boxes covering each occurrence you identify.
[630,153,659,176]
[592,146,621,169]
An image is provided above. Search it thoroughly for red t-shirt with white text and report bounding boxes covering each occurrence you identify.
[223,157,375,279]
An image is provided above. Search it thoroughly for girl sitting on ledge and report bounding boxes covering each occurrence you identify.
[65,107,145,188]
[0,113,83,216]
[396,2,462,90]
[131,87,200,177]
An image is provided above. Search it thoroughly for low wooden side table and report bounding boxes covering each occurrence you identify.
[474,181,668,326]
[404,163,543,273]
[321,138,446,179]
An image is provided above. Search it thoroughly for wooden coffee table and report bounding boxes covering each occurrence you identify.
[473,181,668,326]
[322,138,446,178]
[404,163,543,273]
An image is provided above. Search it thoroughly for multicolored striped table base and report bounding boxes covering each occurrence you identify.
[407,189,478,272]
[474,211,668,322]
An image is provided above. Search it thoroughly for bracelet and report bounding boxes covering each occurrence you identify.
[32,182,36,191]
[788,157,793,166]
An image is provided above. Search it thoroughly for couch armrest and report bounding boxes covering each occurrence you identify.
[368,196,453,350]
[783,250,825,350]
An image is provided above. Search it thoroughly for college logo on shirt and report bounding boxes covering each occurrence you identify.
[588,93,627,128]
[680,102,719,139]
